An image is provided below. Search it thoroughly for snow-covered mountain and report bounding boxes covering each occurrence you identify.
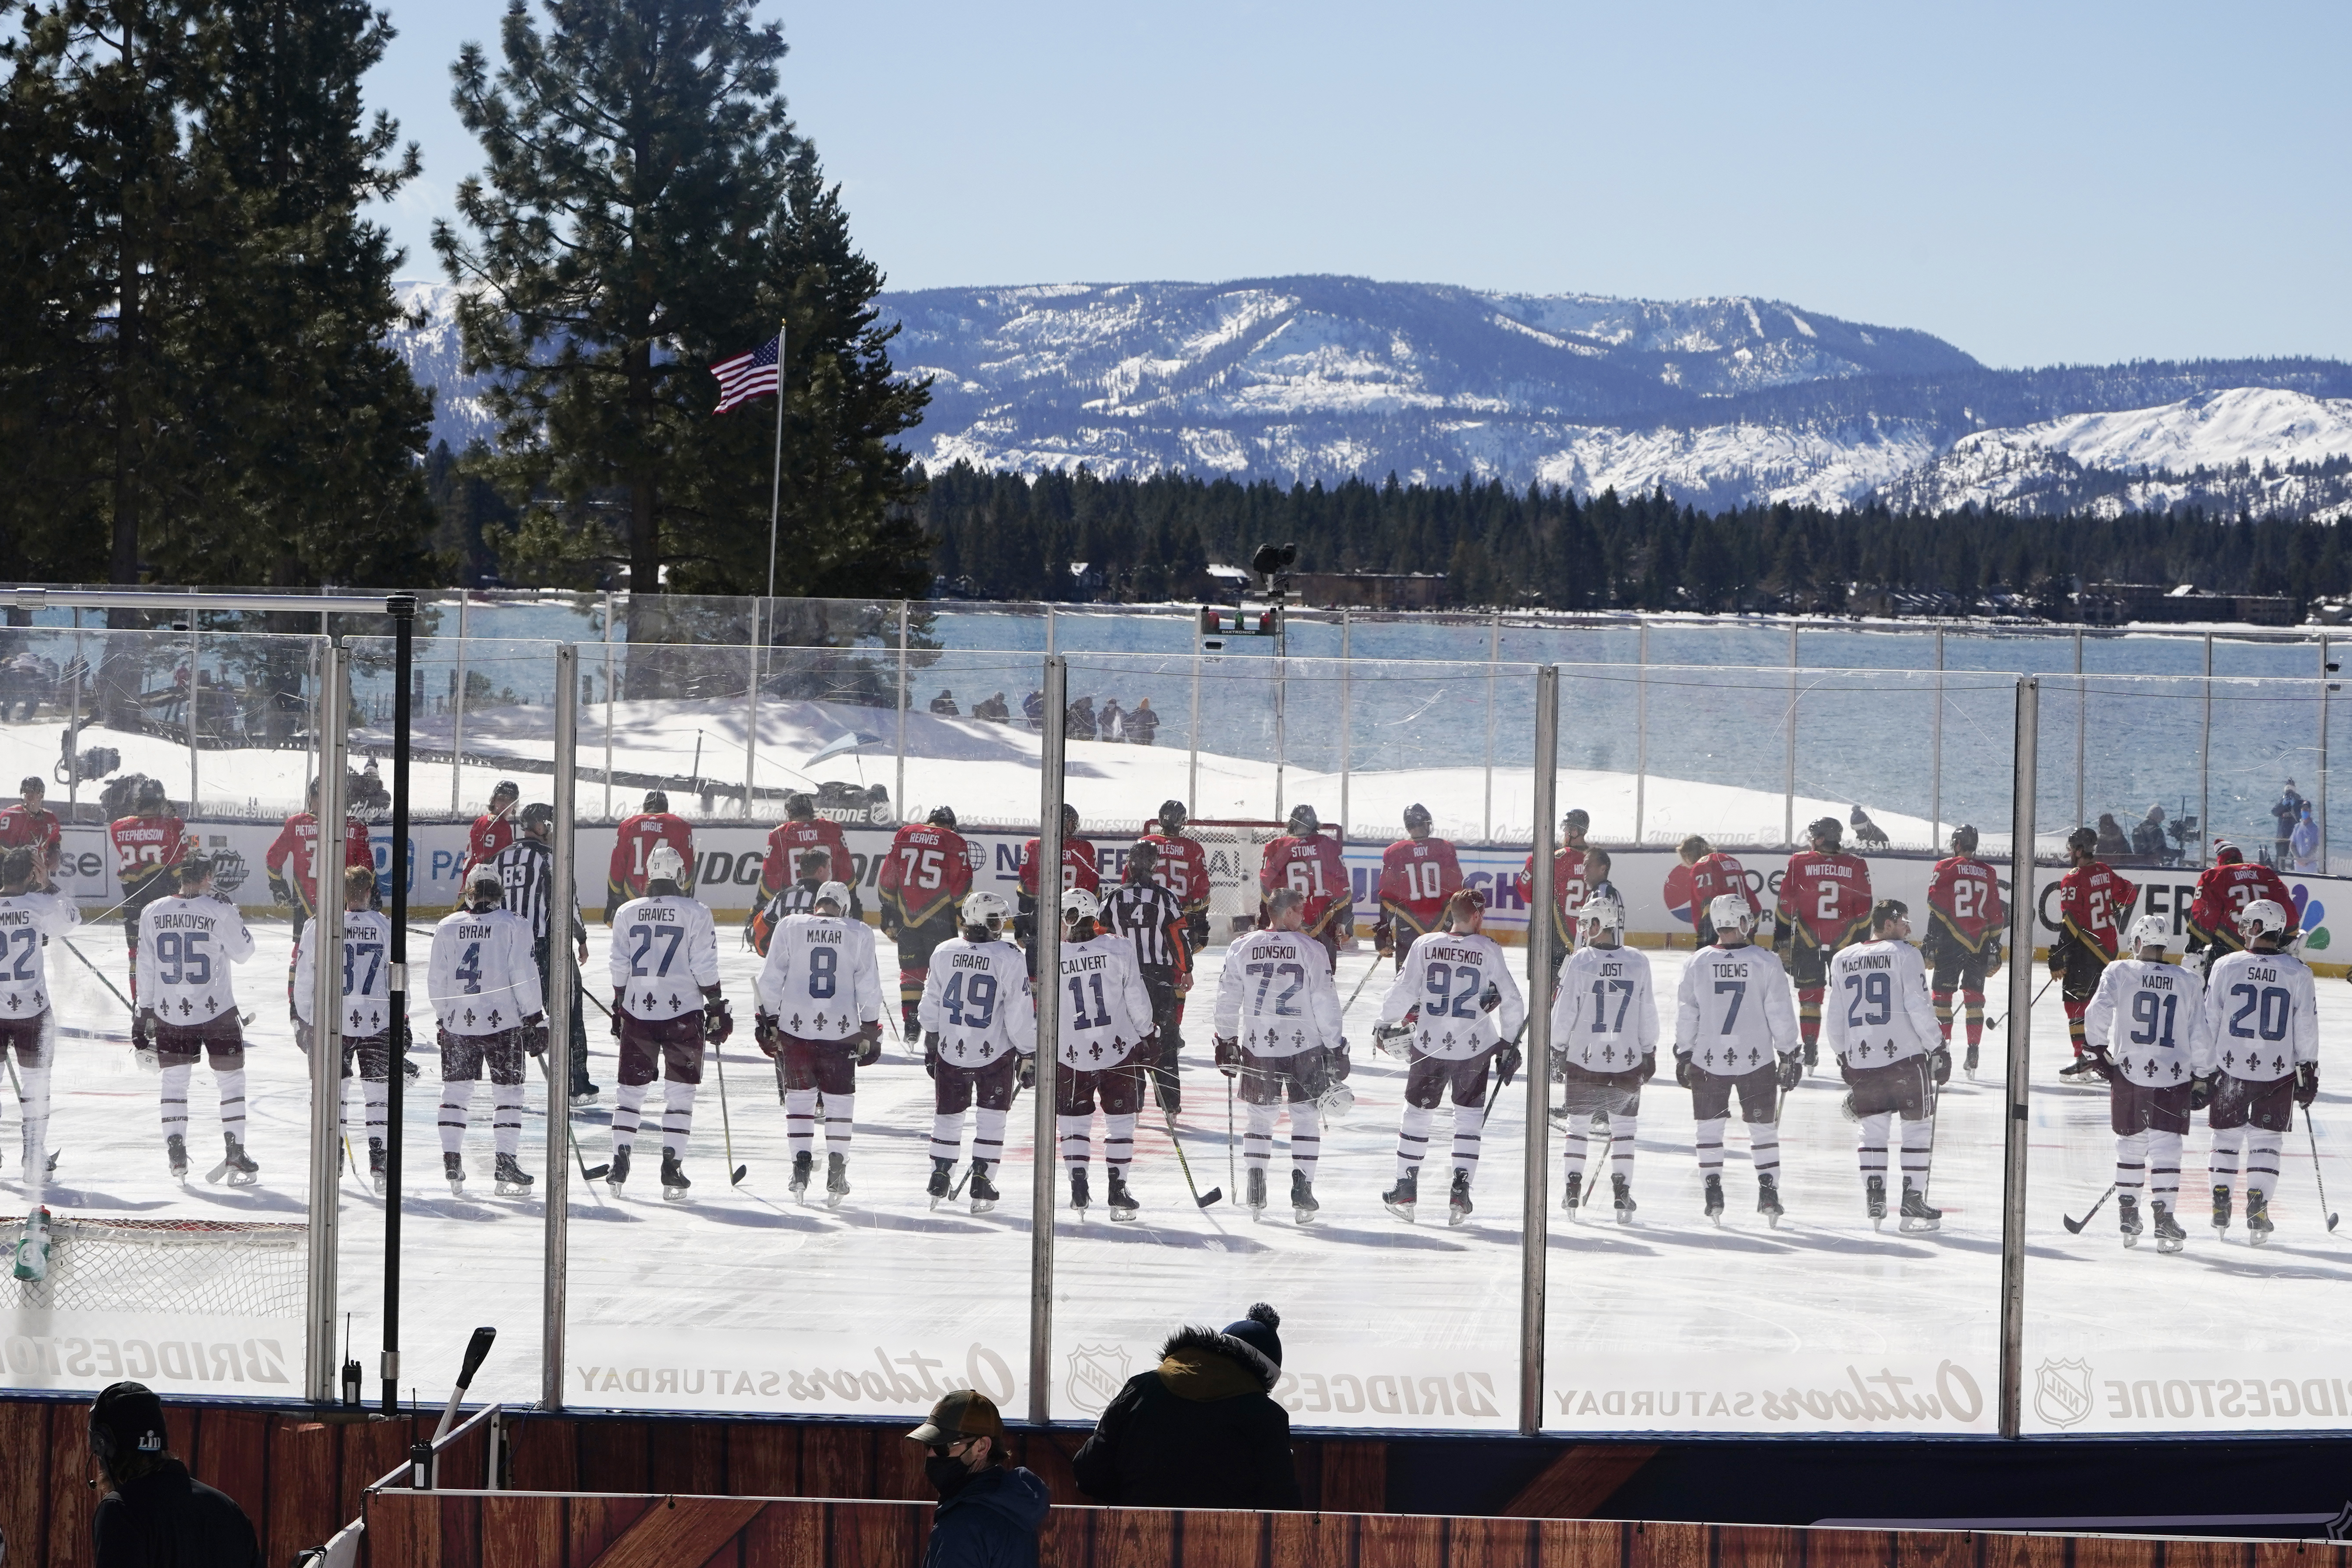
[387,274,2352,517]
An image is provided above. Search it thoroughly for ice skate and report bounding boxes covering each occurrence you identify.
[1068,1165,1090,1215]
[1106,1168,1139,1222]
[1381,1168,1418,1223]
[1448,1169,1473,1228]
[569,1087,599,1107]
[2059,1054,2104,1081]
[1703,1173,1725,1224]
[788,1149,810,1200]
[209,1132,259,1187]
[166,1133,189,1180]
[494,1153,534,1197]
[1561,1169,1583,1216]
[1757,1173,1783,1228]
[1864,1173,1887,1228]
[2152,1200,2185,1253]
[606,1145,631,1190]
[1611,1172,1636,1225]
[1291,1168,1319,1225]
[2118,1192,2142,1247]
[2211,1183,2232,1232]
[824,1152,848,1208]
[2246,1187,2273,1245]
[1245,1166,1267,1219]
[927,1157,954,1210]
[968,1161,999,1214]
[661,1150,692,1203]
[1963,1041,1979,1076]
[1898,1182,1941,1233]
[369,1138,388,1198]
[1801,1041,1818,1073]
[443,1150,466,1195]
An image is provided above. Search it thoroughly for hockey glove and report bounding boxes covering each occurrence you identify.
[879,910,902,941]
[1214,1036,1241,1077]
[1329,1041,1351,1081]
[1674,1054,1696,1089]
[1775,1053,1803,1091]
[1982,944,2004,978]
[701,997,734,1046]
[2190,1073,2212,1111]
[1187,912,1211,951]
[1018,1053,1037,1091]
[923,1031,941,1079]
[1494,1043,1522,1089]
[1480,981,1502,1014]
[1929,1046,1952,1086]
[1638,1051,1658,1084]
[609,992,623,1037]
[852,1022,883,1067]
[754,1012,783,1058]
[267,873,292,908]
[294,1018,314,1055]
[1373,920,1393,956]
[2296,1061,2320,1107]
[520,1016,549,1057]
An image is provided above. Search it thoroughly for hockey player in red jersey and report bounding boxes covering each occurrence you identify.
[1260,803,1352,972]
[460,779,522,875]
[1140,799,1212,952]
[2184,839,2297,978]
[879,806,975,1040]
[110,778,195,1001]
[1678,835,1759,948]
[1921,823,2007,1073]
[0,777,62,883]
[1514,808,1592,986]
[1380,803,1465,973]
[2051,826,2139,1078]
[264,777,374,944]
[754,793,853,925]
[1016,803,1099,944]
[1773,817,1875,1070]
[606,790,696,916]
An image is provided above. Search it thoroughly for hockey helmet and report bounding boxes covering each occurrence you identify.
[135,777,168,813]
[815,880,853,915]
[1808,816,1843,850]
[2125,912,2171,954]
[645,843,688,886]
[2066,826,2099,857]
[1126,840,1159,878]
[1286,803,1319,836]
[490,779,520,803]
[1060,803,1080,832]
[2213,838,2243,865]
[1403,803,1433,836]
[642,789,669,814]
[1950,823,1979,855]
[1707,892,1756,936]
[518,801,556,833]
[786,792,816,821]
[1575,892,1624,942]
[1562,808,1590,834]
[960,889,1010,936]
[928,805,958,830]
[1314,1081,1356,1121]
[464,861,505,908]
[2236,897,2291,943]
[1061,886,1101,925]
[1157,799,1187,830]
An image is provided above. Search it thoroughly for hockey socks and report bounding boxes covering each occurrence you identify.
[1562,1113,1636,1187]
[160,1063,191,1142]
[1901,1115,1933,1201]
[784,1088,816,1159]
[661,1077,696,1158]
[1931,988,1954,1043]
[1961,988,1986,1049]
[931,1108,1009,1166]
[1394,1105,1431,1180]
[1058,1113,1092,1169]
[1243,1101,1321,1176]
[930,1112,964,1164]
[14,1061,50,1174]
[1450,1101,1487,1179]
[1796,986,1823,1055]
[216,1066,247,1144]
[439,1082,476,1155]
[898,970,923,1035]
[2209,1125,2280,1202]
[1697,1115,1779,1182]
[494,1081,526,1161]
[614,1081,646,1149]
[1104,1112,1137,1173]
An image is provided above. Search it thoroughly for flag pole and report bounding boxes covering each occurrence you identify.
[755,321,786,809]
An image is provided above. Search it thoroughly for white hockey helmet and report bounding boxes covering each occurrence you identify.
[2237,897,2291,942]
[1061,886,1101,924]
[2125,912,2170,953]
[815,880,852,914]
[960,889,1011,935]
[1314,1081,1356,1121]
[464,862,505,909]
[644,843,688,886]
[1575,892,1624,941]
[1707,892,1755,936]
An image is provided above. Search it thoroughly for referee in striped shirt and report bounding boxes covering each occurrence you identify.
[1102,841,1192,1115]
[491,802,595,1102]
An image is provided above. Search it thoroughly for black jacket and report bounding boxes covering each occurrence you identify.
[923,1464,1048,1568]
[93,1460,262,1568]
[1071,1326,1301,1510]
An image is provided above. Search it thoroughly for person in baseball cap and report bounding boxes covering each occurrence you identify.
[906,1390,1047,1566]
[89,1381,262,1563]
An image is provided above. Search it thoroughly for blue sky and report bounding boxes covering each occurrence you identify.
[367,0,2352,369]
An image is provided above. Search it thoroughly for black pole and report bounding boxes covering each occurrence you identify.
[382,594,415,1412]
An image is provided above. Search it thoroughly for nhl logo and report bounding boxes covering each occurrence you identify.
[2033,1357,2094,1429]
[1064,1344,1130,1414]
[208,850,251,896]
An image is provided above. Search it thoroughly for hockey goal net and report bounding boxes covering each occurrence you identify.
[2,1216,307,1318]
[1174,820,1344,944]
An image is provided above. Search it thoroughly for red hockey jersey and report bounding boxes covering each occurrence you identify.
[1260,832,1352,940]
[0,803,62,874]
[462,811,515,875]
[1775,849,1874,950]
[1139,831,1211,920]
[758,817,853,902]
[2187,860,2297,944]
[1513,845,1587,947]
[1688,851,1759,923]
[109,813,194,896]
[264,812,374,908]
[607,811,697,908]
[2057,861,2139,962]
[878,822,974,929]
[1926,855,2006,953]
[1386,836,1467,940]
[1018,836,1100,901]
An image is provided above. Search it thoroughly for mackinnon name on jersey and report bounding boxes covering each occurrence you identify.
[1849,952,1893,971]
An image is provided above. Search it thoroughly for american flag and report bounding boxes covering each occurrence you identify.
[710,332,780,414]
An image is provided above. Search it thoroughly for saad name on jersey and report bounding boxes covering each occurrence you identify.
[2243,964,2281,983]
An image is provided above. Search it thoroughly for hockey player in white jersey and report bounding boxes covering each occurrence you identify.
[429,863,548,1197]
[0,846,76,1194]
[606,844,727,1201]
[755,879,884,1206]
[292,865,396,1194]
[2196,899,2318,1245]
[136,857,260,1183]
[1548,891,1655,1224]
[916,891,1035,1213]
[1376,887,1527,1227]
[1051,888,1158,1220]
[1823,899,1948,1231]
[2085,913,2211,1252]
[1214,887,1348,1223]
[1675,892,1800,1226]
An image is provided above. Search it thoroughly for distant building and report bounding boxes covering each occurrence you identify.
[2081,583,2297,628]
[1289,572,1449,610]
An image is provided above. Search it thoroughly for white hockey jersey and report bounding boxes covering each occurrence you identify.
[1053,933,1156,1070]
[1674,940,1798,1077]
[2084,957,2210,1086]
[0,890,79,1021]
[607,894,721,1022]
[292,909,394,1038]
[917,937,1036,1067]
[755,912,885,1042]
[1549,943,1658,1074]
[137,894,256,1026]
[1379,930,1526,1061]
[428,906,543,1036]
[1822,938,1941,1069]
[1214,927,1345,1057]
[2198,948,2318,1084]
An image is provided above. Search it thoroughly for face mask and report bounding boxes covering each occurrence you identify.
[925,1453,972,1497]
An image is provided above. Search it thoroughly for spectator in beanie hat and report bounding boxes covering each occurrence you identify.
[88,1381,261,1567]
[1072,1303,1301,1510]
[906,1389,1047,1568]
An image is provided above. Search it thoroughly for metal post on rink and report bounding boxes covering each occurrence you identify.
[1028,655,1068,1427]
[2199,630,2214,869]
[1519,665,1559,1435]
[1782,623,1798,848]
[1998,675,2039,1439]
[1634,622,1648,844]
[304,642,350,1401]
[543,646,579,1409]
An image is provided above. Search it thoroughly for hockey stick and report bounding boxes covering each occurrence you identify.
[1986,976,2053,1038]
[1161,1105,1222,1208]
[2306,1115,2339,1232]
[537,1051,609,1182]
[1482,1016,1537,1120]
[1225,1071,1236,1194]
[1339,954,1387,1017]
[57,936,135,1018]
[711,1039,748,1186]
[2062,1183,2117,1234]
